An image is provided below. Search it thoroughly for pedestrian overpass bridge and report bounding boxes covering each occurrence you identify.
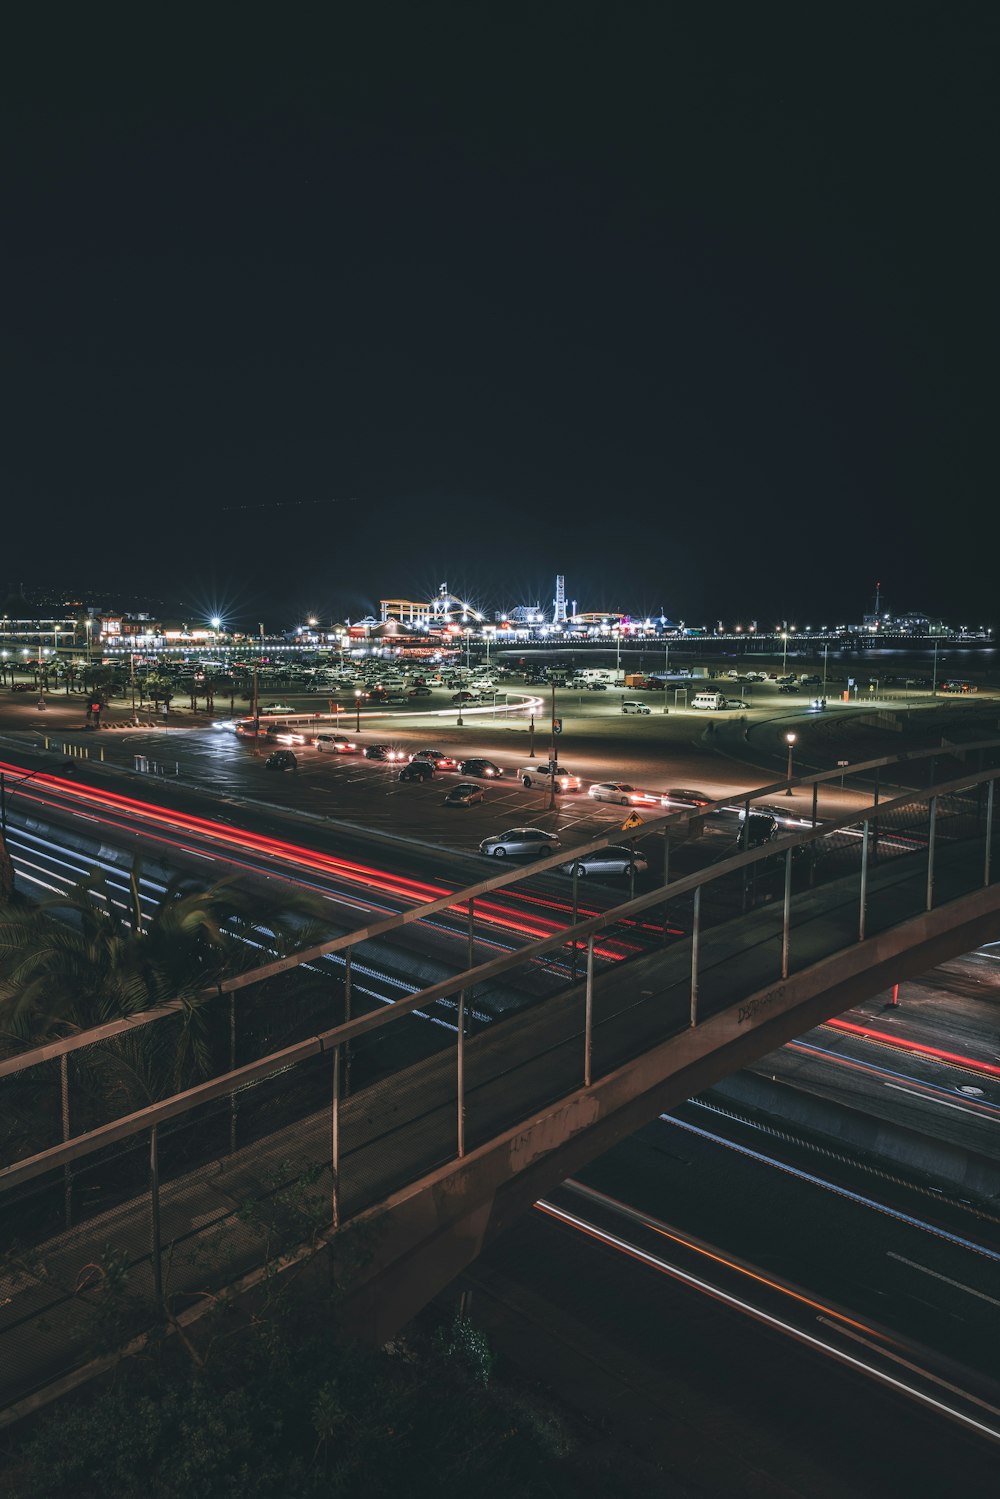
[1,740,998,1416]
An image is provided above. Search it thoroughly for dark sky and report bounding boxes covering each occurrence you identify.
[2,4,997,629]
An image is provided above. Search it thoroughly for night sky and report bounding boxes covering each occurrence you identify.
[3,5,997,629]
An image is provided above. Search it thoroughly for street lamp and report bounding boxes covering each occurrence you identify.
[781,631,789,677]
[822,644,829,692]
[1,764,74,835]
[662,636,670,715]
[785,731,797,795]
[355,689,362,734]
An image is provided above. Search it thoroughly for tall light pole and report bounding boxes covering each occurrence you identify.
[781,631,789,677]
[663,635,670,715]
[932,639,939,696]
[1,764,67,836]
[548,682,558,810]
[355,689,362,734]
[615,628,621,682]
[785,731,797,795]
[822,644,828,693]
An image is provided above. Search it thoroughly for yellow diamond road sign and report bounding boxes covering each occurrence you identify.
[621,811,644,831]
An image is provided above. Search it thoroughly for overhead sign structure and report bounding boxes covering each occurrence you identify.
[621,811,644,831]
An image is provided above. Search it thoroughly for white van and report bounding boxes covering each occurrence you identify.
[621,700,651,715]
[692,691,726,711]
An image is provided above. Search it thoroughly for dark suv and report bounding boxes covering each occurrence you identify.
[264,750,297,771]
[458,758,504,779]
[399,760,434,782]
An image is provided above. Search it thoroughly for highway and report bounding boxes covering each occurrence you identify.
[749,949,1000,1162]
[463,1102,1000,1495]
[2,685,999,1475]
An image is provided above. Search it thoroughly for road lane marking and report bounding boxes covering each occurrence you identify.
[884,1082,984,1116]
[886,1253,1000,1308]
[537,1199,1000,1443]
[674,1111,1000,1263]
[816,1316,1000,1421]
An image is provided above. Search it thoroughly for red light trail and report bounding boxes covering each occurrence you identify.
[825,1017,1000,1079]
[1,760,640,962]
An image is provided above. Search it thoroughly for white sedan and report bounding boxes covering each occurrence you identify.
[588,782,659,806]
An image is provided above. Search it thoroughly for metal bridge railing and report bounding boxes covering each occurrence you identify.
[0,745,998,1415]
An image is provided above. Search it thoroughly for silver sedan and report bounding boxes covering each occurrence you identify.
[558,846,649,877]
[587,782,659,806]
[479,828,561,858]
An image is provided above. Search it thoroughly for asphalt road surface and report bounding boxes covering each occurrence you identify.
[464,1107,1000,1496]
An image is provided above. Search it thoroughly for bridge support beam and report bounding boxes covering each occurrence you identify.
[334,882,1000,1350]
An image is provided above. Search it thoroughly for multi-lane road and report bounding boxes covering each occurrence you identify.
[3,686,1000,1481]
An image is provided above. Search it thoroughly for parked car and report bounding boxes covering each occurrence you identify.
[451,690,479,703]
[398,760,434,782]
[458,758,504,779]
[558,846,650,878]
[588,782,658,805]
[410,749,459,770]
[519,765,582,792]
[479,827,561,858]
[408,685,433,697]
[724,699,747,710]
[314,733,357,753]
[264,750,297,771]
[586,680,608,691]
[364,743,407,761]
[261,703,295,714]
[621,700,651,715]
[444,782,485,807]
[777,682,798,694]
[660,788,714,808]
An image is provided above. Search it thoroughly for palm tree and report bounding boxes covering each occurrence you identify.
[0,869,330,1095]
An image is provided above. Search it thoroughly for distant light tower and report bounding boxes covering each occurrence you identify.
[552,575,567,626]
